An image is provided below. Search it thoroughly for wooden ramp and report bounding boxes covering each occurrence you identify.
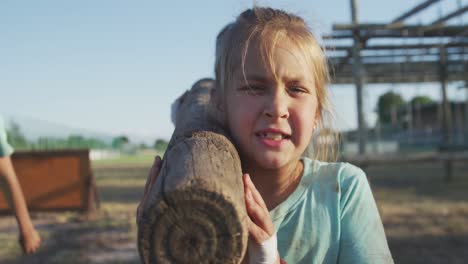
[0,149,98,213]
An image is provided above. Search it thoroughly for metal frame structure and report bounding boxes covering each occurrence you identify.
[324,0,468,154]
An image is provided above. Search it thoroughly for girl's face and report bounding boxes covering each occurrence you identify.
[224,39,318,171]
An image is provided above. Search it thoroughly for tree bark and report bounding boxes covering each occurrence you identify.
[138,79,248,264]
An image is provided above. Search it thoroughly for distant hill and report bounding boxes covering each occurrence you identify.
[3,114,155,145]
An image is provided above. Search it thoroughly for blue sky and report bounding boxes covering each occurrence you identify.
[1,0,467,141]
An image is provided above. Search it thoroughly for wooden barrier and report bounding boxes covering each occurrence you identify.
[0,149,98,214]
[342,151,468,182]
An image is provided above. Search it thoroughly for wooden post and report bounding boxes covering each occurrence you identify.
[137,79,248,264]
[439,47,453,147]
[455,102,463,144]
[350,0,367,155]
[439,47,454,183]
[407,103,414,144]
[465,79,468,143]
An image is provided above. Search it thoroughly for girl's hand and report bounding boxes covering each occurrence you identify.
[19,227,41,255]
[136,156,162,225]
[243,173,281,264]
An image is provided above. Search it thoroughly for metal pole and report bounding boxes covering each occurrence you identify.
[350,0,367,154]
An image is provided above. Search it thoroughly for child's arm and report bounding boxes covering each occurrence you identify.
[0,156,41,254]
[338,164,393,264]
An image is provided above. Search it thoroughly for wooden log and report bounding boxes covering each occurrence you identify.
[137,79,248,263]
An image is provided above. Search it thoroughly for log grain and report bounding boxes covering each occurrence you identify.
[137,79,248,264]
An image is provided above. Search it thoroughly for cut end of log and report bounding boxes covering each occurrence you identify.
[138,188,247,264]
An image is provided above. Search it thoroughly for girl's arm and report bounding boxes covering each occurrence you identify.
[0,156,41,254]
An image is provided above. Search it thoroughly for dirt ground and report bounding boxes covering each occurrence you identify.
[0,161,467,263]
[368,162,468,264]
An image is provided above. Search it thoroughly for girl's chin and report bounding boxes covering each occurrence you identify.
[252,154,291,170]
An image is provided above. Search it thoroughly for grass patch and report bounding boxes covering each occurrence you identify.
[0,233,20,259]
[92,154,154,167]
[92,150,164,168]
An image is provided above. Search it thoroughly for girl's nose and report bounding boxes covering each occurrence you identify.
[263,92,289,119]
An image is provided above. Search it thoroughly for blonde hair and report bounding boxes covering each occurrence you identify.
[215,7,339,162]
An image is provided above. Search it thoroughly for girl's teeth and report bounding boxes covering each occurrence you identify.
[264,132,283,140]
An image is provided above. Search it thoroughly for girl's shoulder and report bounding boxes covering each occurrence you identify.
[303,157,368,190]
[302,158,375,215]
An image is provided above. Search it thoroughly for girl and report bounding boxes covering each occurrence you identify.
[138,7,393,264]
[0,116,41,255]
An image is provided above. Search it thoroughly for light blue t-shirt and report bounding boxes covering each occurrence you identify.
[0,116,14,157]
[271,158,393,264]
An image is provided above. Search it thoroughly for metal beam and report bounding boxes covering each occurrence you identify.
[329,60,467,84]
[328,0,468,88]
[325,24,468,71]
[442,27,468,49]
[328,0,463,81]
[324,25,467,39]
[390,0,442,24]
[327,41,468,51]
[332,23,448,31]
[329,53,467,63]
[430,5,468,25]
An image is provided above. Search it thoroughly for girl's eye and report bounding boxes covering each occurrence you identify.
[288,86,308,94]
[239,85,266,95]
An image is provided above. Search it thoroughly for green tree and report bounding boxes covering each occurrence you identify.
[35,137,52,149]
[85,138,109,149]
[67,135,86,148]
[138,143,149,149]
[6,121,29,149]
[377,91,405,124]
[30,135,109,150]
[112,135,129,149]
[410,95,434,107]
[154,139,168,152]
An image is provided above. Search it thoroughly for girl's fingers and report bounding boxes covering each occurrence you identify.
[246,214,271,243]
[245,173,268,210]
[243,173,275,237]
[245,187,269,230]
